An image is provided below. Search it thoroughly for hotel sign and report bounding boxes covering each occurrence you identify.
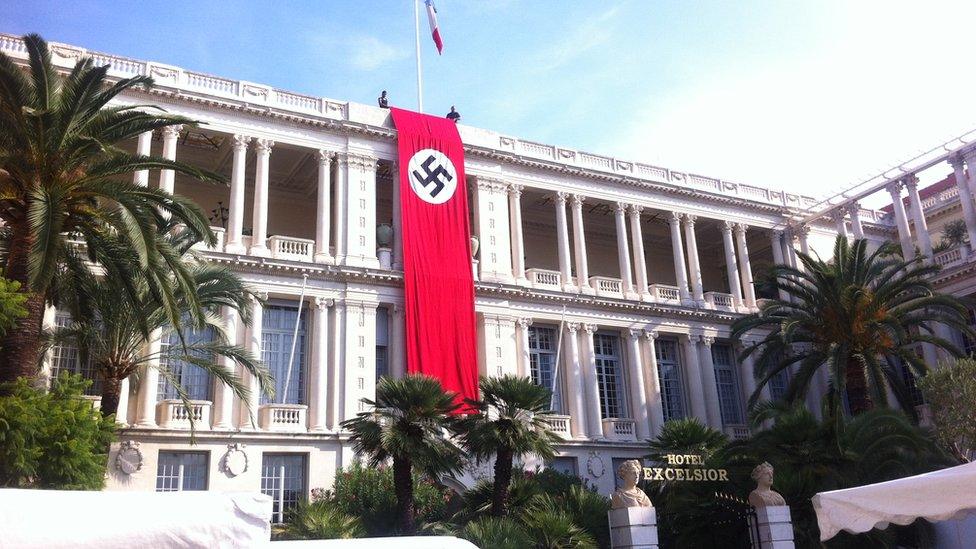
[643,454,729,482]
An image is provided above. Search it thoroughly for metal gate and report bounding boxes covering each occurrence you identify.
[655,492,762,549]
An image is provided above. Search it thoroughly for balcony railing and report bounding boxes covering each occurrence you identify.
[526,268,561,290]
[934,245,968,269]
[920,186,959,211]
[258,404,308,432]
[704,291,735,310]
[589,276,623,298]
[79,395,102,411]
[157,400,212,429]
[269,235,315,262]
[602,418,637,441]
[650,284,681,303]
[191,226,226,253]
[544,414,572,439]
[725,424,750,440]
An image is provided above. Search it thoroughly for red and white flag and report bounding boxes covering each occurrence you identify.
[425,0,443,54]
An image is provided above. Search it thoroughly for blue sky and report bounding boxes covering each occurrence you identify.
[4,1,975,202]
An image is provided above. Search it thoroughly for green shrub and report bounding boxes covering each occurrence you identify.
[457,517,532,549]
[0,374,115,488]
[274,500,365,540]
[522,505,597,548]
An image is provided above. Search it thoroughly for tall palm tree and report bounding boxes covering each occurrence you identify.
[458,374,559,517]
[340,375,463,534]
[49,228,272,419]
[732,236,972,417]
[0,34,222,383]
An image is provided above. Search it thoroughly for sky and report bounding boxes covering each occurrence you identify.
[4,0,976,205]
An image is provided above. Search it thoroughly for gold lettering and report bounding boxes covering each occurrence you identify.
[643,467,654,480]
[693,469,703,481]
[664,469,675,481]
[666,454,677,465]
[718,469,729,481]
[654,468,664,480]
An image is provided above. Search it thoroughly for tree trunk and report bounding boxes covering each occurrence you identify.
[393,455,415,534]
[0,222,46,389]
[491,446,514,517]
[100,376,122,418]
[845,359,874,415]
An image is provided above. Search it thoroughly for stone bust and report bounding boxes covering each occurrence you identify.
[748,462,786,508]
[611,459,653,510]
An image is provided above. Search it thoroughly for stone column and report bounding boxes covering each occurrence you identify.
[626,329,651,439]
[950,155,976,254]
[796,225,810,257]
[116,378,130,426]
[309,297,332,431]
[679,334,708,425]
[629,205,651,300]
[737,340,771,405]
[720,221,744,309]
[133,131,152,186]
[683,215,705,305]
[667,212,692,303]
[333,153,348,263]
[903,175,933,262]
[212,307,239,430]
[734,224,757,309]
[328,302,345,429]
[391,162,403,270]
[886,181,916,260]
[390,305,406,378]
[571,194,593,294]
[831,211,848,239]
[134,329,162,427]
[157,125,182,194]
[582,324,605,438]
[240,293,265,429]
[508,184,528,284]
[770,231,790,301]
[314,150,333,263]
[516,318,532,379]
[249,138,274,257]
[555,192,575,291]
[614,203,635,297]
[224,135,250,254]
[847,203,865,239]
[564,323,588,439]
[643,330,665,436]
[698,336,722,428]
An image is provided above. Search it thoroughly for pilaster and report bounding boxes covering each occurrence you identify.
[341,298,378,422]
[249,138,274,257]
[342,153,380,269]
[473,176,514,283]
[314,149,334,264]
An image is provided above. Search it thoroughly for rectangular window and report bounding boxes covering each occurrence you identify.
[528,325,562,412]
[711,344,743,425]
[899,350,925,407]
[158,324,214,402]
[376,307,389,379]
[156,451,208,492]
[261,454,307,524]
[261,305,307,405]
[594,333,626,419]
[655,339,685,422]
[547,456,578,477]
[769,368,790,401]
[49,312,101,396]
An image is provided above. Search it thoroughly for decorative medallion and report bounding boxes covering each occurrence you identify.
[115,440,143,475]
[586,452,606,479]
[223,443,249,477]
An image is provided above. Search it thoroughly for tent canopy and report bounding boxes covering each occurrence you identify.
[812,461,976,541]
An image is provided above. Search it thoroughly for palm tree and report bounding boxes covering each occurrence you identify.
[340,375,463,534]
[49,228,272,419]
[275,500,365,541]
[732,236,972,417]
[0,34,222,383]
[458,375,559,517]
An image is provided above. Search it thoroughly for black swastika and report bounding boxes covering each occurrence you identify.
[411,154,453,198]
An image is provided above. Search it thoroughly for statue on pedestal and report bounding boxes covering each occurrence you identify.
[611,459,653,510]
[748,462,786,508]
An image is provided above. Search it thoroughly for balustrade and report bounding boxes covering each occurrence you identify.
[589,276,623,298]
[268,235,315,262]
[544,415,572,439]
[258,404,308,432]
[526,268,562,290]
[602,418,637,441]
[704,291,735,310]
[934,246,966,268]
[157,400,212,429]
[650,284,681,303]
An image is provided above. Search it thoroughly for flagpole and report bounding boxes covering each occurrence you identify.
[550,306,567,411]
[414,0,423,112]
[282,274,308,404]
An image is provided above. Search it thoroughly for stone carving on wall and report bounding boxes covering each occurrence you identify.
[611,459,653,510]
[586,451,606,479]
[748,462,787,508]
[115,440,143,475]
[223,443,249,477]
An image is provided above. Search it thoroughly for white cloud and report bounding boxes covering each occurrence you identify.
[347,35,408,71]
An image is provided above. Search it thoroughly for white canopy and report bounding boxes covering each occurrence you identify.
[812,461,976,541]
[0,489,272,548]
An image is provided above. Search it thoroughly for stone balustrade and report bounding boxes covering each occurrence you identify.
[650,284,681,303]
[157,400,211,429]
[527,268,562,290]
[544,414,572,439]
[259,404,308,432]
[590,276,624,298]
[704,291,735,310]
[602,418,637,441]
[269,235,315,262]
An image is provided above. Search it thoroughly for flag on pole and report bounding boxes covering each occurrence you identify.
[425,0,443,54]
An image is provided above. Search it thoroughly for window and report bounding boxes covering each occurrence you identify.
[158,324,214,402]
[898,351,925,407]
[262,454,307,524]
[594,333,626,419]
[376,307,389,379]
[958,307,976,356]
[547,456,578,477]
[655,339,685,421]
[768,368,790,401]
[711,344,743,425]
[156,451,208,492]
[528,325,562,411]
[49,312,101,396]
[262,305,307,405]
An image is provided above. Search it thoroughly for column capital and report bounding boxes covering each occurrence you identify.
[583,323,598,335]
[699,335,714,347]
[343,151,378,170]
[314,296,335,310]
[733,222,748,235]
[232,134,252,151]
[772,229,784,238]
[251,291,269,302]
[791,223,810,237]
[613,201,628,215]
[721,219,735,233]
[516,317,533,328]
[643,329,658,340]
[668,211,682,226]
[677,333,692,343]
[161,124,183,138]
[316,148,335,164]
[571,194,586,207]
[949,153,966,169]
[566,322,580,334]
[626,328,642,339]
[682,213,697,226]
[902,174,920,191]
[254,138,275,154]
[884,180,903,195]
[845,202,861,216]
[555,191,570,205]
[962,147,976,163]
[507,183,524,197]
[476,176,507,192]
[627,204,643,216]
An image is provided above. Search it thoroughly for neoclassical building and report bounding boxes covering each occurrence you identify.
[3,35,904,520]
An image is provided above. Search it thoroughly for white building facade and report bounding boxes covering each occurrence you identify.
[2,35,894,517]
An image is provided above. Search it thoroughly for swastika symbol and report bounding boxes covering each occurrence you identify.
[411,154,453,198]
[407,148,458,204]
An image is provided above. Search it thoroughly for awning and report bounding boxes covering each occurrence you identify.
[812,461,976,541]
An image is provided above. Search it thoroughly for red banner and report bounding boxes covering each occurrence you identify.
[391,108,478,407]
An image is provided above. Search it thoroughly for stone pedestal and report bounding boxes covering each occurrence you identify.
[754,505,795,549]
[608,507,658,549]
[377,247,392,270]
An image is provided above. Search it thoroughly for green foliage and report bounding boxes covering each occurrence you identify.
[918,358,976,461]
[456,517,533,549]
[273,500,365,541]
[0,373,115,488]
[733,236,972,417]
[0,277,27,338]
[321,462,455,537]
[521,504,597,548]
[941,219,969,247]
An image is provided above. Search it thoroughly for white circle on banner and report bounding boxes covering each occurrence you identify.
[407,148,457,205]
